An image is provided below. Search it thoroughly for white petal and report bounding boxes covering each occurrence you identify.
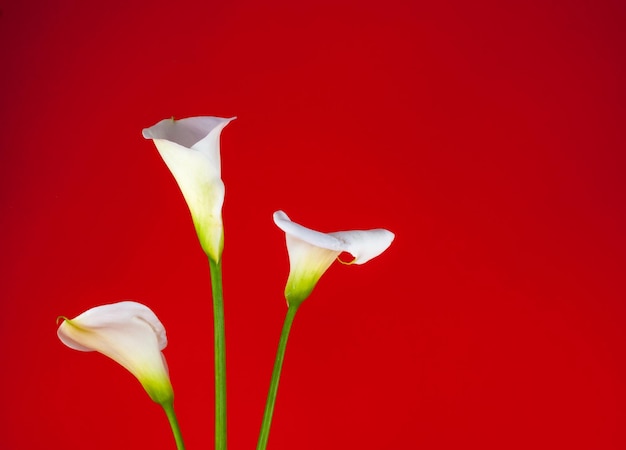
[273,211,344,251]
[142,117,235,262]
[273,211,394,263]
[273,211,394,305]
[142,116,234,158]
[58,301,167,351]
[57,301,173,404]
[329,229,395,264]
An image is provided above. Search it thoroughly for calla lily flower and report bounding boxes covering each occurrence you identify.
[273,211,395,306]
[143,116,235,262]
[57,301,174,405]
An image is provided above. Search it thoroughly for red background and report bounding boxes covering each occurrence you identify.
[1,0,625,448]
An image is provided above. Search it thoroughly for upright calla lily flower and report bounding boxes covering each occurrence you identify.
[273,211,395,307]
[143,116,235,263]
[57,301,173,405]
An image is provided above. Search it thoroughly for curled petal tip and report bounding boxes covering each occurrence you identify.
[337,255,357,265]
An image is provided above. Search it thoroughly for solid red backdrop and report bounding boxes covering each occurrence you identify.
[1,0,625,448]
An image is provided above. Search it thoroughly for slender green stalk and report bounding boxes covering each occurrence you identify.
[256,305,299,450]
[162,401,185,450]
[209,257,227,450]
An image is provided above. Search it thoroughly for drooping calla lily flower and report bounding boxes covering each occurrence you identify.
[57,301,174,405]
[143,116,235,263]
[273,210,395,307]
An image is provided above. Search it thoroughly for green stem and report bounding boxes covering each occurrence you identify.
[209,257,227,450]
[162,401,185,450]
[256,305,299,450]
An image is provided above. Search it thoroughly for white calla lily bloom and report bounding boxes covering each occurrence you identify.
[143,116,235,262]
[57,301,174,405]
[273,211,395,306]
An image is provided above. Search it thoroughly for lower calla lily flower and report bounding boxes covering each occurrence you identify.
[273,210,395,307]
[57,301,174,405]
[143,116,235,263]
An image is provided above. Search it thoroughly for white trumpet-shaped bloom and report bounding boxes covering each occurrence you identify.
[143,116,235,262]
[57,301,174,405]
[273,211,395,306]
